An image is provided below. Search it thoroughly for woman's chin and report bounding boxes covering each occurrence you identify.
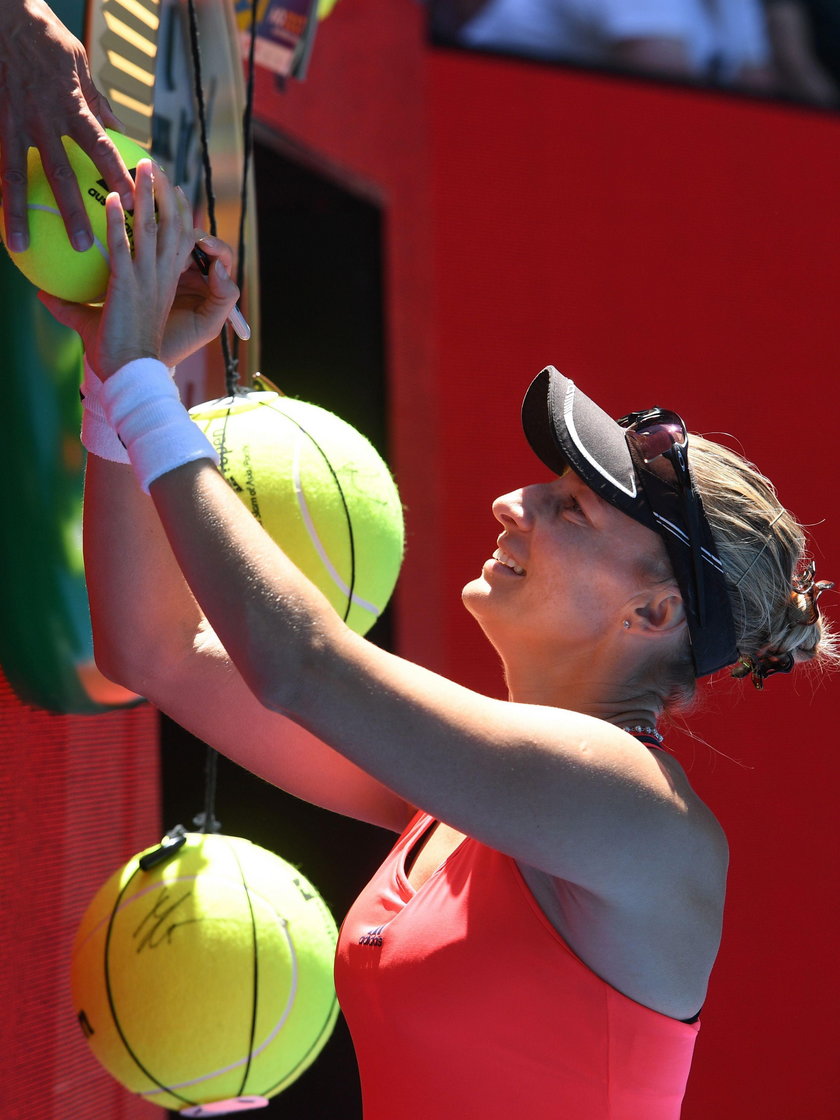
[461,575,488,614]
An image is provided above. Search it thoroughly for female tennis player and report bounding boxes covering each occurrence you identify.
[42,160,836,1118]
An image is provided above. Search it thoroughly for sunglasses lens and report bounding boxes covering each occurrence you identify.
[617,406,737,671]
[628,420,686,463]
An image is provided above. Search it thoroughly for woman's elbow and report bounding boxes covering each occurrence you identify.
[90,620,182,700]
[238,622,336,721]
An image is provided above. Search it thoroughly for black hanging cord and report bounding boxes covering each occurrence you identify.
[181,0,262,832]
[194,745,221,835]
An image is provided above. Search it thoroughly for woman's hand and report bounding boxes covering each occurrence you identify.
[39,159,240,373]
[162,232,242,366]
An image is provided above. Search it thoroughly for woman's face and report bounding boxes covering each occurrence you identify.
[462,470,673,664]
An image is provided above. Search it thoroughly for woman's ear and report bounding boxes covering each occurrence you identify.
[632,590,687,636]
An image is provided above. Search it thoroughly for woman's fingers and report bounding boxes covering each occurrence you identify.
[186,252,240,337]
[192,232,235,273]
[130,158,158,269]
[152,163,193,266]
[105,189,132,270]
[97,163,240,371]
[208,256,240,307]
[116,159,191,285]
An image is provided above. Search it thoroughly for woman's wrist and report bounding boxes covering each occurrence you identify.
[99,358,219,492]
[80,358,131,464]
[98,348,162,381]
[81,357,183,465]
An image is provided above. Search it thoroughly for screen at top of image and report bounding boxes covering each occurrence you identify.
[427,0,840,111]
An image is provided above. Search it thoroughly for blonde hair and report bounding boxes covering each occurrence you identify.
[657,435,838,708]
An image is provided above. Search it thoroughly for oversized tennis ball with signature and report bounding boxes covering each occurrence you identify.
[70,832,338,1114]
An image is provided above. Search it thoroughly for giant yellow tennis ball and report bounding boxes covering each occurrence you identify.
[71,832,339,1114]
[189,384,405,635]
[0,129,147,303]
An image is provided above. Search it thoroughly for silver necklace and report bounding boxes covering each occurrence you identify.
[621,724,664,744]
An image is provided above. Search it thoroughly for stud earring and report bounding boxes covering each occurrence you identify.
[622,619,631,630]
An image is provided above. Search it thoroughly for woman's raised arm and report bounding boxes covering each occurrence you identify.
[69,159,725,909]
[142,453,724,896]
[82,452,412,831]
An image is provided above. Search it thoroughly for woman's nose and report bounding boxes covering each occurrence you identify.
[492,486,538,530]
[494,477,571,528]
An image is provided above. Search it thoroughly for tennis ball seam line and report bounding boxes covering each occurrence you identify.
[258,991,340,1097]
[228,833,260,1099]
[103,864,200,1109]
[291,431,380,619]
[24,204,109,261]
[271,405,356,624]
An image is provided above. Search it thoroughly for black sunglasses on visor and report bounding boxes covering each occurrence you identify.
[521,367,738,678]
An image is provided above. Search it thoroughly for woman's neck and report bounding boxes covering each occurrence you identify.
[504,663,662,731]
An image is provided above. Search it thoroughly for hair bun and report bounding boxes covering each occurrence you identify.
[789,561,834,627]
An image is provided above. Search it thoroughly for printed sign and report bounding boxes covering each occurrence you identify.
[233,0,319,79]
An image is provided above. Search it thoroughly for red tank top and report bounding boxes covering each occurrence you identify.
[334,811,699,1119]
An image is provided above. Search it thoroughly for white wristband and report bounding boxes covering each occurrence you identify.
[80,358,131,464]
[100,358,219,493]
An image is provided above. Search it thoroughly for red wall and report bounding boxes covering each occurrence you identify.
[0,674,160,1120]
[257,6,838,1115]
[424,53,840,1120]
